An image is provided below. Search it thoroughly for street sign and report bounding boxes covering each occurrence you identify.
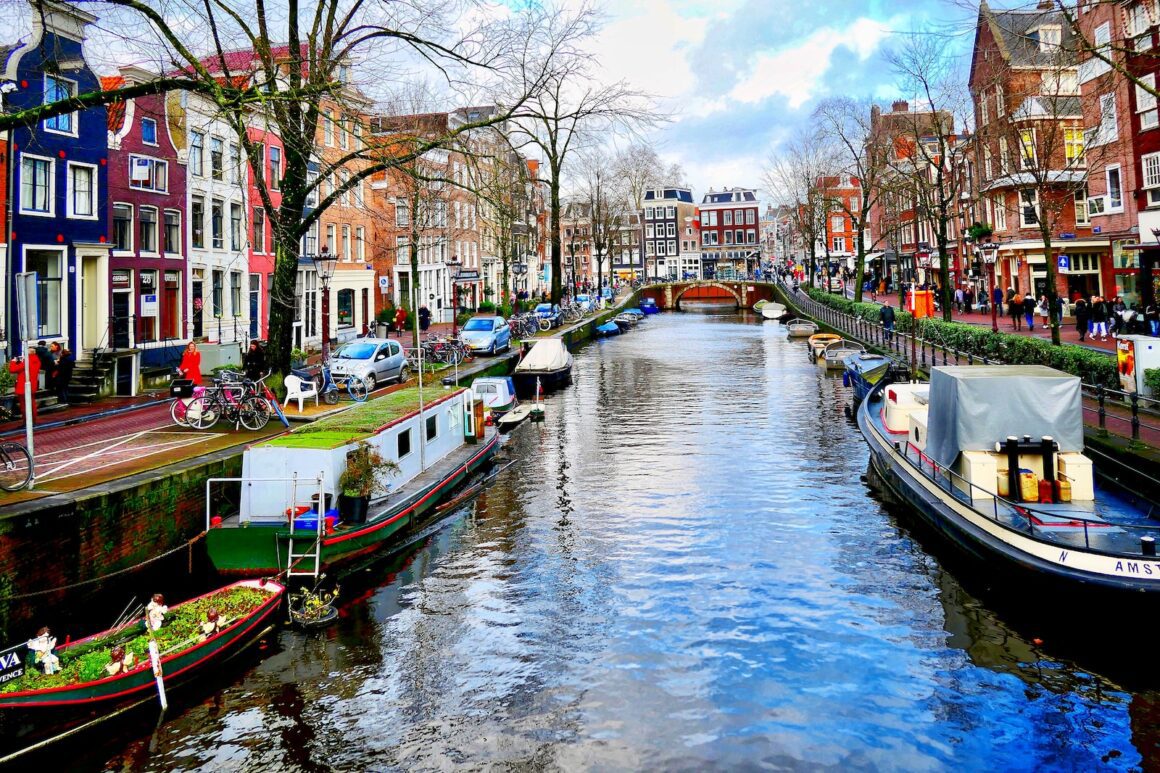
[15,272,38,342]
[141,294,159,316]
[1057,255,1070,271]
[378,276,389,288]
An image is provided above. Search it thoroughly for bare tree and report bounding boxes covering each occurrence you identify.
[578,149,630,292]
[764,128,837,290]
[813,97,893,303]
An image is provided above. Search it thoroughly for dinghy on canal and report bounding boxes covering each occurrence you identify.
[858,365,1160,598]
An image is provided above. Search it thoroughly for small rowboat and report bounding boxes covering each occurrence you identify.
[497,404,534,432]
[817,339,865,371]
[0,579,284,710]
[594,321,621,337]
[761,302,787,321]
[806,333,842,361]
[785,318,819,338]
[753,299,768,312]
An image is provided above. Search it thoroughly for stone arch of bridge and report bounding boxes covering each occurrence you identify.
[671,281,743,309]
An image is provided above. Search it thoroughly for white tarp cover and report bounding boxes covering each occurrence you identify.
[515,339,573,373]
[925,365,1083,468]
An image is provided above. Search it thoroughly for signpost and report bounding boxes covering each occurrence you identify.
[14,272,38,490]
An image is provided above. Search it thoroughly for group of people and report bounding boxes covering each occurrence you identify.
[7,340,74,423]
[1071,296,1160,342]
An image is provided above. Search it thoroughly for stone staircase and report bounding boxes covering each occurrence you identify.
[67,349,116,403]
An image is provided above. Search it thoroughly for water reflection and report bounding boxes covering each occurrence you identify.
[34,312,1160,770]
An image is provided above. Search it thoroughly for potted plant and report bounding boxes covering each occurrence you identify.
[290,348,308,368]
[337,442,399,524]
[0,365,15,416]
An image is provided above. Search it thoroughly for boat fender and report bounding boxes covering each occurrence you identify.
[842,371,850,387]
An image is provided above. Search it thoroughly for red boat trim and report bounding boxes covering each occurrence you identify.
[323,433,499,546]
[880,406,908,435]
[1,585,283,707]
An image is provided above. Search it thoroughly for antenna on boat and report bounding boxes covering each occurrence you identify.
[412,280,426,471]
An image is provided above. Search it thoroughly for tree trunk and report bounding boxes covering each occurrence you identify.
[1041,228,1061,346]
[549,165,563,305]
[853,226,866,303]
[266,239,301,373]
[937,218,951,323]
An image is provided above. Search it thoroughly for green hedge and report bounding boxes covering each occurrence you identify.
[1146,368,1160,396]
[803,289,1118,387]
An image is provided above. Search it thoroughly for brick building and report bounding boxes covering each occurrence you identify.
[698,187,760,278]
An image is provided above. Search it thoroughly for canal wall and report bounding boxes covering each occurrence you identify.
[0,447,242,639]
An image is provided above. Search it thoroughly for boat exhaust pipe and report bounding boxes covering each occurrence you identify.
[1005,436,1020,501]
[1144,536,1157,557]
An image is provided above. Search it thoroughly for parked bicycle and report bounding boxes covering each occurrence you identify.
[319,364,368,404]
[0,439,33,492]
[181,372,272,431]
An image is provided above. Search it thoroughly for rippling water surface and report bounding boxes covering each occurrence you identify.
[61,312,1160,770]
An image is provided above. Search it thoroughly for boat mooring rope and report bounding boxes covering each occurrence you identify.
[0,532,206,603]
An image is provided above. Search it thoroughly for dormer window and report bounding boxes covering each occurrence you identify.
[1039,25,1062,50]
[141,118,157,145]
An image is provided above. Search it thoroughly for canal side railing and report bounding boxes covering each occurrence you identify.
[779,279,1160,445]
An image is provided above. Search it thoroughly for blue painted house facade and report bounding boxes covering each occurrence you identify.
[2,1,109,355]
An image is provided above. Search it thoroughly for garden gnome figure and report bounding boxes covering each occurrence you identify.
[27,627,60,674]
[200,608,222,641]
[145,593,168,631]
[105,645,135,676]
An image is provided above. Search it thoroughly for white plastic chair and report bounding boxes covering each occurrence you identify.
[283,374,319,413]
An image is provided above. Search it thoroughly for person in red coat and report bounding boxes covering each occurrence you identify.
[177,341,203,385]
[9,354,41,422]
[393,306,407,338]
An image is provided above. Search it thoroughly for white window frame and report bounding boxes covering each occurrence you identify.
[190,131,204,177]
[42,74,77,136]
[19,154,55,216]
[342,223,352,261]
[1099,93,1119,144]
[139,205,160,255]
[128,155,168,193]
[1019,128,1037,169]
[1144,153,1160,206]
[112,202,134,253]
[1075,187,1091,225]
[164,209,181,255]
[1106,164,1124,212]
[1020,189,1039,228]
[356,225,365,262]
[1138,74,1159,130]
[141,117,159,146]
[66,161,99,220]
[992,194,1006,232]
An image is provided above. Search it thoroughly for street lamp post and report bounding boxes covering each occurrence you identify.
[979,242,1000,333]
[311,245,337,364]
[448,257,462,339]
[513,262,527,315]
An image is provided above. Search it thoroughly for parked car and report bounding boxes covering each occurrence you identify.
[329,338,408,389]
[534,303,563,329]
[574,294,595,313]
[459,316,511,355]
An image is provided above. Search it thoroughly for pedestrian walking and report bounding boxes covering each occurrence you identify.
[35,340,54,393]
[55,347,74,403]
[177,341,203,386]
[1091,295,1109,341]
[992,286,1004,317]
[1147,302,1160,336]
[1037,295,1050,329]
[1074,297,1090,342]
[880,303,896,343]
[954,287,964,314]
[418,305,431,331]
[243,340,267,381]
[394,306,407,337]
[1022,294,1036,332]
[1009,290,1023,330]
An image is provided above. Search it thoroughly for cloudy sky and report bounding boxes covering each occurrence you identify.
[584,0,986,199]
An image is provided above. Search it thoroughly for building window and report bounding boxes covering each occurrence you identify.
[668,240,677,255]
[342,224,352,261]
[1020,189,1039,227]
[212,270,224,317]
[1106,164,1124,211]
[984,147,993,179]
[645,223,654,239]
[129,156,168,192]
[1064,128,1085,165]
[666,222,676,237]
[1143,154,1160,206]
[831,215,844,232]
[724,210,733,226]
[996,84,1005,116]
[211,199,225,249]
[26,249,63,336]
[833,237,846,253]
[1019,129,1036,169]
[425,414,438,441]
[1038,24,1061,50]
[337,287,354,327]
[992,194,1006,232]
[113,203,133,250]
[1098,93,1118,144]
[230,143,243,184]
[191,196,205,249]
[269,146,281,190]
[253,207,266,253]
[164,210,181,253]
[356,226,365,262]
[326,223,336,254]
[210,137,224,180]
[645,207,654,220]
[20,155,54,214]
[230,203,244,251]
[141,117,158,145]
[140,206,159,253]
[395,198,409,226]
[667,206,676,218]
[43,75,76,134]
[1138,74,1159,130]
[67,162,97,218]
[231,272,242,317]
[1074,187,1091,225]
[190,131,204,176]
[746,210,755,225]
[324,111,335,146]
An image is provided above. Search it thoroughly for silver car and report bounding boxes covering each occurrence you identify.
[330,338,408,389]
[459,316,511,355]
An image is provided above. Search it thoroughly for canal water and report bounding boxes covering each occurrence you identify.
[44,312,1160,769]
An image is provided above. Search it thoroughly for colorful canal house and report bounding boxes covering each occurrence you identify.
[104,66,189,391]
[1,1,110,358]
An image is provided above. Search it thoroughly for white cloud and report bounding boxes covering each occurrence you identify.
[727,17,895,109]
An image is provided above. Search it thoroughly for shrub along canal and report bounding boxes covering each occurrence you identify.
[29,311,1160,769]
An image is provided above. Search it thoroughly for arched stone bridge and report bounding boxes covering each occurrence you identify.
[637,280,778,310]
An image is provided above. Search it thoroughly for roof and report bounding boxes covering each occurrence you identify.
[101,75,126,132]
[701,188,758,205]
[981,1,1077,69]
[643,188,693,203]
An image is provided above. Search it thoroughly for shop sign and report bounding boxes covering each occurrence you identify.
[0,643,25,685]
[164,271,181,284]
[112,270,131,287]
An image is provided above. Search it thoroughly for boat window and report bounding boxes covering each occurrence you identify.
[477,384,496,394]
[425,414,438,441]
[397,428,412,459]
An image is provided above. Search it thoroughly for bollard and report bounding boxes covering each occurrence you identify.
[1131,392,1141,441]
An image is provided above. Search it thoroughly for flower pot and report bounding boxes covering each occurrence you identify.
[339,493,369,524]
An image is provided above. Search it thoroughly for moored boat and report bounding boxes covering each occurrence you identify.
[785,318,819,338]
[817,339,865,371]
[471,376,518,417]
[513,339,574,396]
[753,299,768,312]
[842,352,894,403]
[0,579,284,709]
[858,365,1160,599]
[761,302,787,321]
[206,387,500,577]
[639,297,660,315]
[595,321,621,337]
[806,332,842,361]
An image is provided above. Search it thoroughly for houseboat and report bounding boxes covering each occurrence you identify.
[858,365,1160,599]
[205,386,499,577]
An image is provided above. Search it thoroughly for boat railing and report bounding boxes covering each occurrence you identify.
[894,440,1160,556]
[205,473,328,530]
[779,277,1160,444]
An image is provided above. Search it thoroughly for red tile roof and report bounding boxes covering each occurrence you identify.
[100,75,126,132]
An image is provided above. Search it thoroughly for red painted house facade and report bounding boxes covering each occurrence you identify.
[246,122,283,340]
[699,187,760,278]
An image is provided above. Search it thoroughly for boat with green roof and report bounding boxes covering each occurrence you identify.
[205,385,499,577]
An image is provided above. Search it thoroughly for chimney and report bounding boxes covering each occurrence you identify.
[892,100,909,113]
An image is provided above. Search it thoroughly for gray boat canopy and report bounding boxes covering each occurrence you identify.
[925,365,1083,468]
[514,338,573,373]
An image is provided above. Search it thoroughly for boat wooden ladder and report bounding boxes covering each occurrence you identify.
[285,473,326,580]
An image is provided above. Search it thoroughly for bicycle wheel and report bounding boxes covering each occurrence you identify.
[169,399,188,427]
[0,442,33,492]
[187,395,221,430]
[323,387,340,405]
[348,378,369,402]
[238,397,271,431]
[538,317,552,332]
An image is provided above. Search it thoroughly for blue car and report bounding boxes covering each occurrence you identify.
[534,303,563,330]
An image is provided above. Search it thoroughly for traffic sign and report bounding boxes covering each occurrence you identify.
[1057,255,1070,271]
